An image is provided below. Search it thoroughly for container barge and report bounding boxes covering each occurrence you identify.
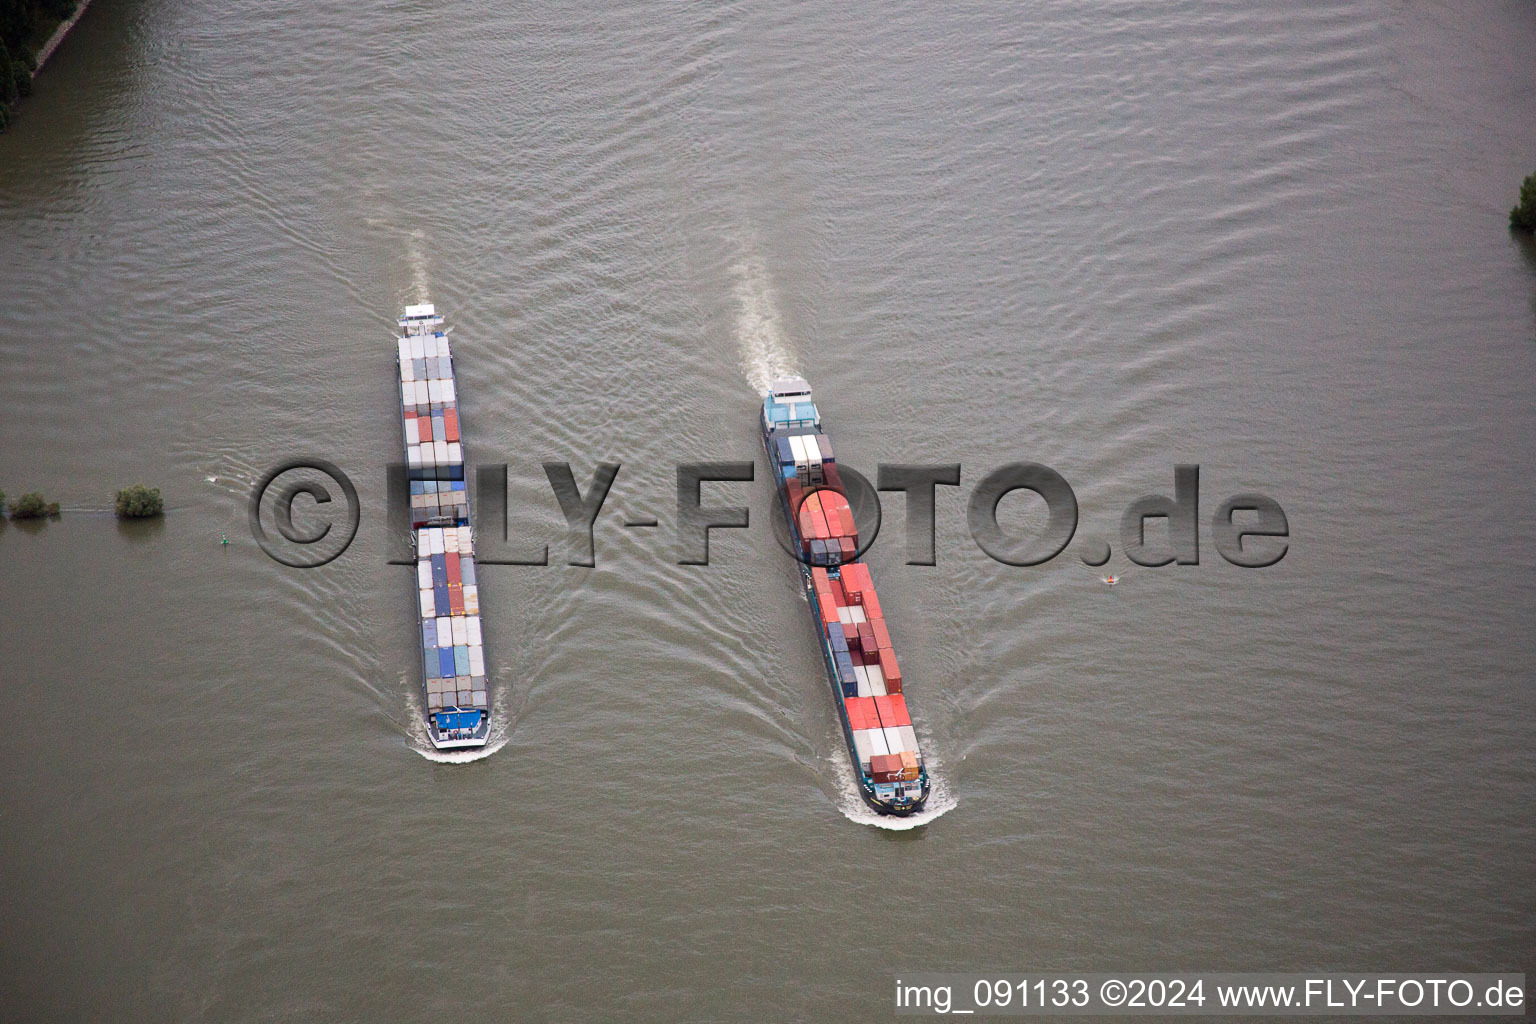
[398,304,490,750]
[761,376,930,815]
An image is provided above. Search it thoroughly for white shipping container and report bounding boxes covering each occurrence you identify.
[401,382,413,405]
[853,664,870,687]
[417,561,432,590]
[850,605,867,624]
[433,441,449,465]
[788,434,807,466]
[457,526,473,554]
[864,727,890,757]
[852,729,874,765]
[898,726,919,754]
[427,379,442,404]
[837,605,854,625]
[413,380,429,406]
[463,586,478,614]
[451,617,467,646]
[398,338,412,363]
[400,360,415,383]
[407,446,422,470]
[468,646,485,676]
[441,379,456,403]
[883,727,906,754]
[856,675,871,699]
[446,442,463,465]
[428,693,443,710]
[444,530,459,553]
[435,336,449,358]
[410,337,427,360]
[405,418,420,445]
[867,664,887,696]
[456,689,473,706]
[436,617,452,647]
[419,590,434,617]
[472,690,487,707]
[429,529,445,555]
[466,616,482,646]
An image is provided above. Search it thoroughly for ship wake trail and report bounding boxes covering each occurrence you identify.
[732,248,798,396]
[832,743,957,830]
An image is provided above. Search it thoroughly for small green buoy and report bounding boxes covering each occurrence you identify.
[220,532,229,546]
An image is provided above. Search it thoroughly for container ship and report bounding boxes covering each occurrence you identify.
[398,304,490,750]
[761,376,929,815]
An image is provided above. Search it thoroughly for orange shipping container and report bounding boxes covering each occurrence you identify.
[871,617,892,650]
[898,750,920,780]
[443,408,460,442]
[879,649,902,691]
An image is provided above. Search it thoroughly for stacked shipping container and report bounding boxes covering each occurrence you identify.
[398,307,489,741]
[398,333,468,526]
[762,377,927,811]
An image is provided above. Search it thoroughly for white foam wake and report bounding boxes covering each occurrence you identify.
[732,246,798,395]
[832,740,958,831]
[406,686,510,764]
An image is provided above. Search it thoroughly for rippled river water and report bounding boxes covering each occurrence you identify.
[2,1,1534,1019]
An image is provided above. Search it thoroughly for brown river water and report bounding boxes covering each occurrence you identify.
[1,1,1533,1019]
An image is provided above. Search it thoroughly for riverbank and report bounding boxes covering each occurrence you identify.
[0,0,91,130]
[31,0,90,72]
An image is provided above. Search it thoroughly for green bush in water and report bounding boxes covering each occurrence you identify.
[115,483,164,518]
[11,491,60,519]
[1512,173,1536,233]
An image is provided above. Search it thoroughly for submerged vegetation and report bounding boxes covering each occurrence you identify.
[10,490,60,519]
[0,0,79,130]
[1512,173,1536,234]
[115,484,164,518]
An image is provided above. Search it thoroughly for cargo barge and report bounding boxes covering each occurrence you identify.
[761,377,930,816]
[398,304,490,750]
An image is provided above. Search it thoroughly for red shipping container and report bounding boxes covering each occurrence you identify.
[862,588,882,618]
[786,479,803,512]
[838,537,856,560]
[809,507,830,539]
[443,408,460,442]
[871,617,893,650]
[879,648,900,682]
[823,464,843,491]
[811,566,831,593]
[876,694,911,728]
[869,754,903,782]
[445,551,461,585]
[817,592,839,625]
[844,696,876,731]
[842,622,859,646]
[858,622,877,656]
[837,505,857,538]
[448,583,465,615]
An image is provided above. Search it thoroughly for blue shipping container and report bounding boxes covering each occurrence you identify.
[453,646,470,676]
[437,647,455,678]
[422,622,436,649]
[434,584,449,616]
